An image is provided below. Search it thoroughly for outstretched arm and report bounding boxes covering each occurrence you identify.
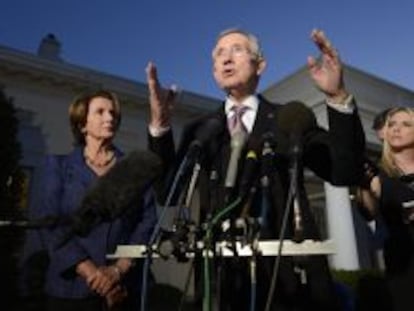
[307,29,349,104]
[146,61,177,131]
[146,63,178,201]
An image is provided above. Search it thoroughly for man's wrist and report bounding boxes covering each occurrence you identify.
[326,93,354,114]
[326,89,350,105]
[148,123,171,137]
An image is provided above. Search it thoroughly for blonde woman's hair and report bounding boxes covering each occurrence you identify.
[380,106,414,177]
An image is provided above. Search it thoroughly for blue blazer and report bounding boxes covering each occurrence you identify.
[21,146,157,299]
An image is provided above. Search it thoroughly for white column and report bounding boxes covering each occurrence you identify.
[324,182,359,269]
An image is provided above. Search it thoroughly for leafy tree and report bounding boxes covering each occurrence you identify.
[0,87,24,310]
[0,88,22,213]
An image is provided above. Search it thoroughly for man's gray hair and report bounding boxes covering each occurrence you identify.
[214,28,264,60]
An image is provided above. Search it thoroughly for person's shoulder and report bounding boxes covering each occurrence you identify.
[257,95,284,116]
[258,94,280,105]
[36,153,70,185]
[113,145,124,159]
[183,110,225,134]
[42,148,82,170]
[46,149,73,162]
[43,153,66,166]
[189,109,223,123]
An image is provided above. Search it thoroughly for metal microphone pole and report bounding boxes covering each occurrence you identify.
[141,148,199,311]
[290,139,304,243]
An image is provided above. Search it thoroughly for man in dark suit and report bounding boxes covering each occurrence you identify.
[146,28,365,311]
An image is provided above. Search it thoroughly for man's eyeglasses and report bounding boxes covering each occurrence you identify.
[213,44,254,59]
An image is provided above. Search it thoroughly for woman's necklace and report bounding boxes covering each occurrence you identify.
[84,149,115,168]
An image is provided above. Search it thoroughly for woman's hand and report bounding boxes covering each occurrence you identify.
[105,284,128,309]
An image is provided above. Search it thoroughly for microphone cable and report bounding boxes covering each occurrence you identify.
[264,163,297,311]
[202,196,242,311]
[250,255,257,311]
[140,152,194,311]
[142,116,225,311]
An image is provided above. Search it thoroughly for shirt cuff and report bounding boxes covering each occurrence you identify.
[326,94,355,114]
[148,124,171,137]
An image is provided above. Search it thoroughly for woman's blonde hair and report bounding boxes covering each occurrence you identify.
[381,106,414,177]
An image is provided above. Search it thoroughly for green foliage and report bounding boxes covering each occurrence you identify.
[331,268,385,290]
[0,88,24,310]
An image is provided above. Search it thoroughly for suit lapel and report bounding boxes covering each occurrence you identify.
[248,97,278,148]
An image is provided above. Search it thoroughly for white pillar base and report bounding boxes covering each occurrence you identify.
[324,182,359,270]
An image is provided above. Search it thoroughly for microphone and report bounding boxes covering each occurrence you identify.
[260,132,277,180]
[186,116,224,160]
[278,100,316,147]
[155,116,225,259]
[225,129,248,189]
[239,149,259,196]
[58,150,162,247]
[277,100,316,136]
[167,116,224,207]
[238,136,264,196]
[259,132,276,229]
[237,134,275,200]
[277,101,316,242]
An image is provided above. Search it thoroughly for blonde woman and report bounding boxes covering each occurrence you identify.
[359,106,414,311]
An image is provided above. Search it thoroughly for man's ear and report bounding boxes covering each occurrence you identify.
[256,58,266,76]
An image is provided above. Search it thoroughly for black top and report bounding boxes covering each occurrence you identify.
[378,171,414,310]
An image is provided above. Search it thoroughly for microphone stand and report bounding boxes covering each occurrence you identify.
[290,137,304,243]
[162,162,200,262]
[264,134,304,311]
[249,227,260,311]
[140,147,201,311]
[182,163,201,218]
[202,195,242,311]
[264,167,296,311]
[259,139,275,233]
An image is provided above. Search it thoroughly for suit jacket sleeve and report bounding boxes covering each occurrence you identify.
[147,114,218,203]
[33,155,90,275]
[148,129,176,201]
[303,100,365,186]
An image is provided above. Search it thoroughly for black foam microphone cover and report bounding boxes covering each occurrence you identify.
[176,114,225,164]
[277,100,317,157]
[191,116,223,150]
[277,100,316,136]
[72,150,162,236]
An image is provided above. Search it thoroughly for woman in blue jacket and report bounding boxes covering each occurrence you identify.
[21,90,157,311]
